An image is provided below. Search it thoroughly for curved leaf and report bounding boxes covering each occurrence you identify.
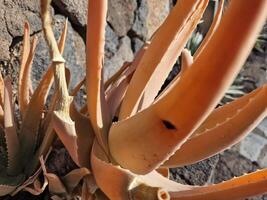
[163,85,267,167]
[109,0,267,174]
[119,0,209,119]
[3,78,20,175]
[86,0,110,154]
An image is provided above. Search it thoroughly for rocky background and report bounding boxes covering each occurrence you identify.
[0,0,267,199]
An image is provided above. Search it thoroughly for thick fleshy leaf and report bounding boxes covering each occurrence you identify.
[3,78,20,175]
[0,75,3,126]
[40,157,67,195]
[19,35,38,117]
[19,22,31,109]
[119,0,209,119]
[109,0,267,174]
[155,49,192,101]
[91,141,177,200]
[193,0,224,58]
[19,66,54,168]
[170,169,267,200]
[0,185,17,196]
[69,102,95,168]
[52,109,79,165]
[61,168,90,193]
[106,71,133,119]
[0,72,4,108]
[104,62,131,90]
[156,168,169,179]
[23,178,48,196]
[0,173,25,196]
[86,0,111,154]
[40,0,65,63]
[163,84,267,167]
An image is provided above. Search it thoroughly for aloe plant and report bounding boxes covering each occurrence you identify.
[24,0,267,199]
[0,20,70,196]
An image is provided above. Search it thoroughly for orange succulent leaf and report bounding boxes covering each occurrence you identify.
[193,0,224,58]
[170,169,267,200]
[109,0,267,175]
[70,102,95,168]
[156,49,192,101]
[3,78,20,175]
[119,0,209,120]
[52,109,79,166]
[19,35,37,118]
[19,66,54,169]
[86,0,111,154]
[92,141,207,200]
[163,84,267,167]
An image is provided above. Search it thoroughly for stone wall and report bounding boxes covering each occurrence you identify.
[0,0,171,89]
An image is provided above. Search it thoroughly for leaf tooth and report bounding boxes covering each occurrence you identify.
[3,78,21,175]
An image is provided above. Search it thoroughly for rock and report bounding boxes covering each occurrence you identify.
[211,150,259,183]
[131,0,148,40]
[132,37,144,54]
[257,118,267,138]
[210,150,267,200]
[52,0,88,28]
[236,133,267,165]
[3,0,42,37]
[229,127,267,169]
[105,24,119,59]
[31,15,86,89]
[107,0,137,37]
[104,36,134,80]
[0,0,42,61]
[146,0,170,38]
[170,155,219,186]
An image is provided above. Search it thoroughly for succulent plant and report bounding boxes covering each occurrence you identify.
[3,0,267,199]
[0,20,70,196]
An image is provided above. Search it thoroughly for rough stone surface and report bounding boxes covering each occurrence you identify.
[105,24,119,59]
[52,0,87,28]
[107,0,137,37]
[170,155,219,186]
[132,37,144,54]
[104,36,134,80]
[211,150,267,200]
[238,133,267,163]
[146,0,170,38]
[131,0,148,40]
[0,0,42,60]
[211,150,259,184]
[31,14,85,89]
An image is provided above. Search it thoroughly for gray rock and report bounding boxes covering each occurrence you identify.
[210,150,267,200]
[3,0,42,37]
[146,0,170,38]
[132,37,144,54]
[239,133,267,163]
[107,0,137,37]
[105,24,119,59]
[170,155,219,186]
[0,0,42,61]
[131,0,148,40]
[52,0,87,28]
[104,36,134,80]
[32,15,86,89]
[211,150,259,184]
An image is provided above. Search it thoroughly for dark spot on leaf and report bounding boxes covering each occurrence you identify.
[162,120,177,130]
[112,116,119,122]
